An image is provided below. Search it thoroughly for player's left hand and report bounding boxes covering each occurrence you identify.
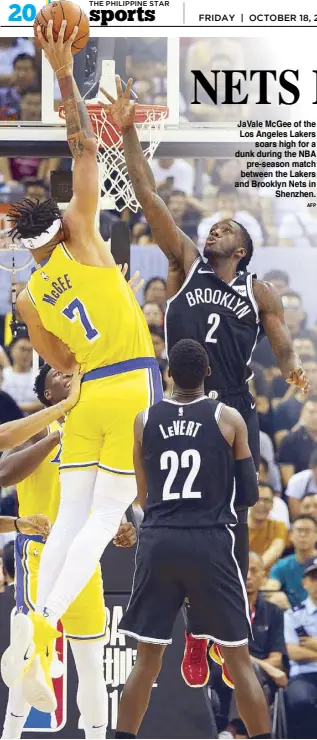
[113,522,137,548]
[286,367,310,394]
[118,263,144,295]
[36,19,78,75]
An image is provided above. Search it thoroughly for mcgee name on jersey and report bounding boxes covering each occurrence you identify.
[42,274,73,307]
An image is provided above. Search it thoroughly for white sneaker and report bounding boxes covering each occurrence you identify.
[1,613,35,688]
[22,654,57,713]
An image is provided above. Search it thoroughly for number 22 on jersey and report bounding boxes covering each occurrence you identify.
[160,449,201,500]
[62,298,99,342]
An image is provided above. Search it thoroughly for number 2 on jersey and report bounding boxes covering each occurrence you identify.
[160,449,201,500]
[62,298,99,341]
[205,312,220,343]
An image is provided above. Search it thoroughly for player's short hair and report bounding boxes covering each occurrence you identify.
[292,514,317,529]
[34,363,52,406]
[263,269,289,285]
[234,221,254,271]
[8,198,61,240]
[169,339,209,390]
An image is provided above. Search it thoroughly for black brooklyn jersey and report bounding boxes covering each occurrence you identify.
[165,257,260,392]
[141,397,236,528]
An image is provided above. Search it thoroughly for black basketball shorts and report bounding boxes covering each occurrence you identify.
[119,525,250,646]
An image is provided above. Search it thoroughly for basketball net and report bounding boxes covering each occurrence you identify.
[59,65,168,213]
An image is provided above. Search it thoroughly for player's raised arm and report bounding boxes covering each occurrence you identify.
[36,20,98,230]
[0,369,81,451]
[99,76,198,274]
[253,280,310,393]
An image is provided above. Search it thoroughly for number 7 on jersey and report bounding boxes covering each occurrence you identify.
[62,298,99,342]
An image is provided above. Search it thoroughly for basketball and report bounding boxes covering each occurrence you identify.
[34,1,90,55]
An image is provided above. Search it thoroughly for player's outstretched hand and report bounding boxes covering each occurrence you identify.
[18,514,51,541]
[37,19,78,75]
[61,366,82,413]
[113,522,137,548]
[287,367,310,394]
[118,263,144,296]
[99,75,136,129]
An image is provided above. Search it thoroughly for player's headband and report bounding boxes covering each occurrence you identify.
[21,218,62,251]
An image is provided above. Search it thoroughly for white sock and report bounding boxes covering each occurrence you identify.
[36,470,97,618]
[70,639,107,739]
[1,686,30,739]
[43,472,137,623]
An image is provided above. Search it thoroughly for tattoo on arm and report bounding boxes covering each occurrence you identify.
[58,74,94,157]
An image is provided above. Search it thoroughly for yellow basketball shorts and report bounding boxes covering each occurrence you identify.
[60,357,163,475]
[15,534,106,641]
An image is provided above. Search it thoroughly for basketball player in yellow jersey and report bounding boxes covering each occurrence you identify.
[3,20,162,699]
[1,365,137,738]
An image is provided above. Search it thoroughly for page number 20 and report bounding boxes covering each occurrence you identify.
[8,4,36,21]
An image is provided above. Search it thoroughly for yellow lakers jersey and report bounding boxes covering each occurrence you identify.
[17,421,62,523]
[27,243,154,372]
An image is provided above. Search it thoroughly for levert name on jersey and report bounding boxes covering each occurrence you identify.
[159,419,202,439]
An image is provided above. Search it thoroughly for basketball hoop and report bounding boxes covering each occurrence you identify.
[59,103,168,212]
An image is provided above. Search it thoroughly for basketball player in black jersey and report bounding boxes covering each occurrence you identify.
[114,339,271,740]
[100,78,309,686]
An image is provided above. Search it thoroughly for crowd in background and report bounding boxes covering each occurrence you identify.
[2,35,317,740]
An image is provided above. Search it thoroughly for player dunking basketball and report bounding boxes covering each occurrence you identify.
[100,76,309,688]
[114,339,271,740]
[1,23,162,706]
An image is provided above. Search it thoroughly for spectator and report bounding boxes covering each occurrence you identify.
[248,483,288,571]
[268,515,317,609]
[0,54,39,120]
[259,432,283,496]
[143,277,167,309]
[284,557,317,738]
[142,301,164,328]
[262,269,290,295]
[0,346,9,369]
[0,156,60,186]
[278,396,317,487]
[0,38,35,81]
[148,325,165,360]
[210,553,287,735]
[197,185,263,250]
[1,334,41,415]
[166,190,201,241]
[300,493,317,521]
[0,388,23,424]
[150,158,195,195]
[286,449,317,520]
[3,281,27,347]
[274,356,317,446]
[19,88,41,121]
[2,541,15,587]
[259,457,289,529]
[24,179,49,203]
[279,207,317,248]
